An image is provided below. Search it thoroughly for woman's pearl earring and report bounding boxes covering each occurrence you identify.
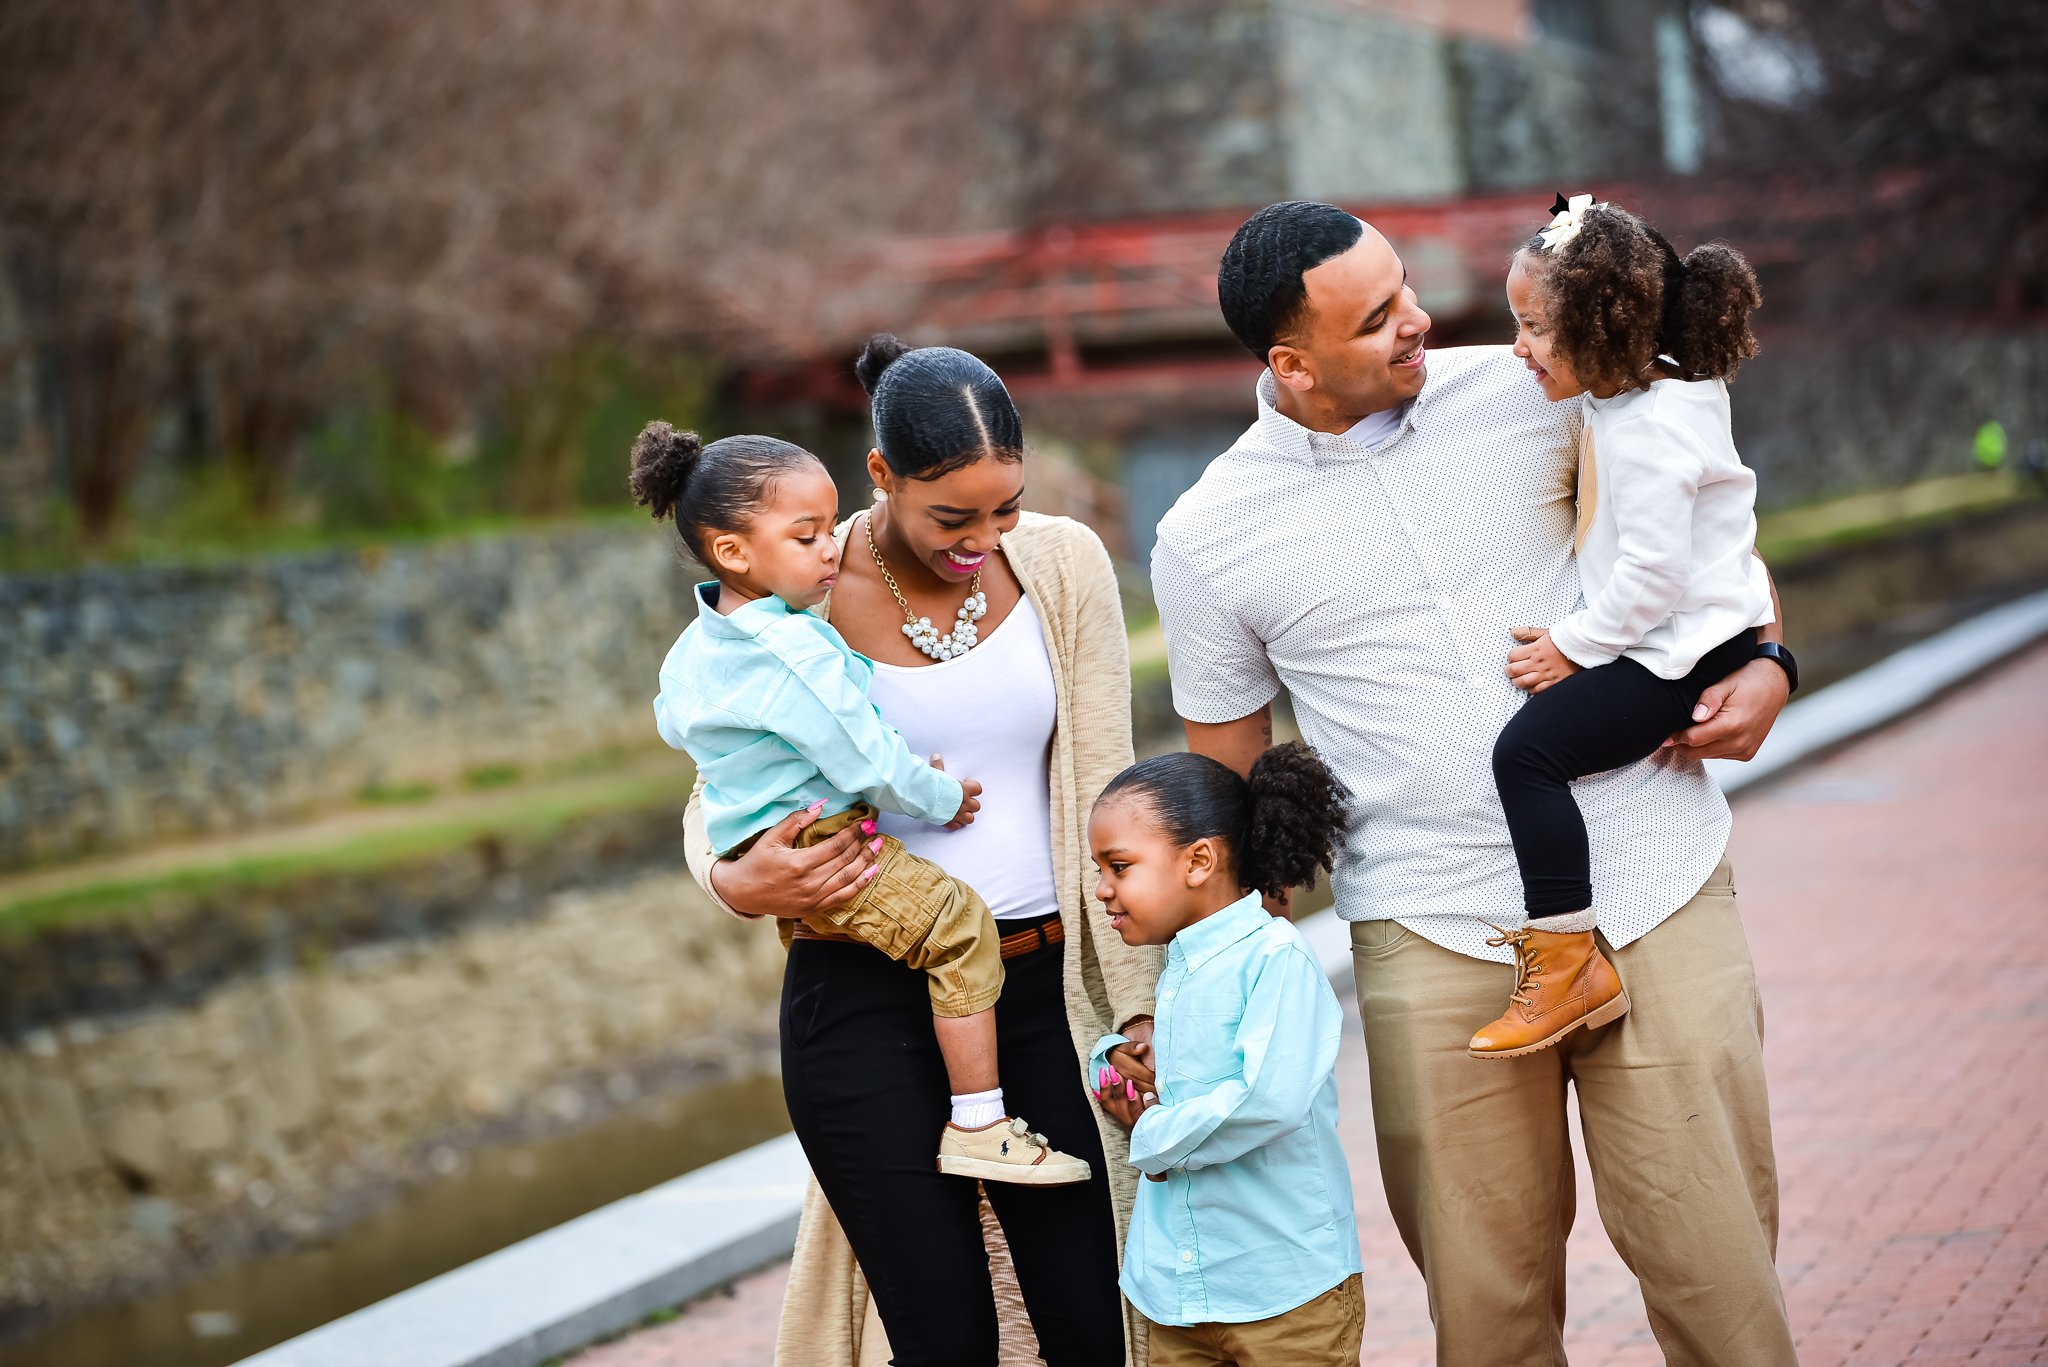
[871,486,886,502]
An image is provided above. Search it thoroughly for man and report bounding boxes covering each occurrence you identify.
[1150,201,1800,1366]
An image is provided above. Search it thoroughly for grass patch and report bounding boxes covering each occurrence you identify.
[461,762,524,791]
[0,768,687,940]
[1757,469,2031,563]
[356,780,437,805]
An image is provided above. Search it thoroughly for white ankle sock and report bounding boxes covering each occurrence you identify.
[1528,909,1598,933]
[950,1088,1006,1128]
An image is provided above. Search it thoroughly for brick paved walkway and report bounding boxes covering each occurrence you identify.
[572,644,2048,1366]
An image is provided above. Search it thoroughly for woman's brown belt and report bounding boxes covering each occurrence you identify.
[788,915,1064,959]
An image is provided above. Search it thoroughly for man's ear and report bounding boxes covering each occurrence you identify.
[1183,836,1226,889]
[1268,342,1315,393]
[706,531,749,579]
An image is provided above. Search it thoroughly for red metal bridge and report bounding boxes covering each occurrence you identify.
[726,173,1909,413]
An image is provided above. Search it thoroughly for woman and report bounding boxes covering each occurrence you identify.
[681,333,1160,1366]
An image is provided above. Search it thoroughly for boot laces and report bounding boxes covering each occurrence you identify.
[1484,924,1544,1007]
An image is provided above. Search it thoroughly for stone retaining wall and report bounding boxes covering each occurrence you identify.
[1,524,694,869]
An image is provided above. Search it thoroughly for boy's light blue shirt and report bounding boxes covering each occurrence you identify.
[1090,891,1361,1326]
[653,583,962,853]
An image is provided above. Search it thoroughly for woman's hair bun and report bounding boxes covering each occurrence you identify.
[627,421,703,522]
[854,332,911,396]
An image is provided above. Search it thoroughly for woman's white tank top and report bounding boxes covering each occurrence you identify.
[864,592,1062,921]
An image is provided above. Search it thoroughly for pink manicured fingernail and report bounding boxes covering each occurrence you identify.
[861,819,876,835]
[807,800,826,815]
[868,837,884,853]
[1126,1081,1138,1100]
[859,866,878,883]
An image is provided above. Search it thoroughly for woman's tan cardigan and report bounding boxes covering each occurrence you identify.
[681,511,1162,1366]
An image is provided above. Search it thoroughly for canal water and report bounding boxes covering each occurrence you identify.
[3,1071,790,1367]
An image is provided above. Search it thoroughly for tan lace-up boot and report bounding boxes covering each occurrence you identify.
[1468,923,1630,1058]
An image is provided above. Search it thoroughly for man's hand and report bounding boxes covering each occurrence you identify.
[1506,627,1580,694]
[1663,658,1789,760]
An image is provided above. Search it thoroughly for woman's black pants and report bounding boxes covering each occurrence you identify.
[780,911,1125,1366]
[1493,629,1758,918]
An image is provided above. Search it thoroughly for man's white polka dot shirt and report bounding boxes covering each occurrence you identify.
[1151,347,1733,964]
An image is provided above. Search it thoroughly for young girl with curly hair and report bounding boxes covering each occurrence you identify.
[1086,743,1363,1366]
[1475,195,1779,1059]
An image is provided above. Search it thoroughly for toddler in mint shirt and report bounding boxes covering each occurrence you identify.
[633,420,1090,1186]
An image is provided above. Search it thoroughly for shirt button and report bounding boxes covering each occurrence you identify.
[1161,988,1175,1001]
[1181,1251,1194,1264]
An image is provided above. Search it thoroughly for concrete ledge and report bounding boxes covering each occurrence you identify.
[237,585,2048,1367]
[235,1133,809,1367]
[1703,586,2048,798]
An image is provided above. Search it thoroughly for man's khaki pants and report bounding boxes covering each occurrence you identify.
[1350,859,1797,1366]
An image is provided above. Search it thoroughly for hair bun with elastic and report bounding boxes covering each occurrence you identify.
[627,421,703,522]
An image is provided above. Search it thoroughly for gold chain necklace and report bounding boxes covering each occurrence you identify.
[863,510,987,662]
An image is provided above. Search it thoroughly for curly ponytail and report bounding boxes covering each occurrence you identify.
[1239,743,1348,898]
[1097,743,1349,899]
[1665,242,1762,381]
[1518,199,1762,391]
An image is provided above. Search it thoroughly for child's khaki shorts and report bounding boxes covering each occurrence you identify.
[782,803,1003,1018]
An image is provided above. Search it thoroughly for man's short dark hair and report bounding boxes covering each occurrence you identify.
[1217,202,1365,361]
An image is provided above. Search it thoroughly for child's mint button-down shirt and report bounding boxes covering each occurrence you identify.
[1091,891,1360,1326]
[654,583,962,854]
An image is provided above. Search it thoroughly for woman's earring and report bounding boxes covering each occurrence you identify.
[871,486,886,502]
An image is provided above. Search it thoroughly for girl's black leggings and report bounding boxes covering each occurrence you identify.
[1493,629,1758,919]
[779,911,1125,1367]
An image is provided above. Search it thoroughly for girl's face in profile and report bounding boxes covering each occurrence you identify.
[706,461,841,609]
[1089,796,1218,947]
[1508,256,1587,403]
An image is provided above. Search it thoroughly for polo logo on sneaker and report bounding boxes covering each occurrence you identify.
[1000,1140,1009,1156]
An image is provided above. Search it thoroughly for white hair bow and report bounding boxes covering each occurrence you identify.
[1537,193,1604,253]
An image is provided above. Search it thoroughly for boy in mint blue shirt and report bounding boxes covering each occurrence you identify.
[634,422,1090,1186]
[1086,746,1363,1366]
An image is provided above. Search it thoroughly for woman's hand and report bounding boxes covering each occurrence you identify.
[1094,1063,1156,1130]
[708,804,879,919]
[1507,627,1581,694]
[1107,1017,1156,1091]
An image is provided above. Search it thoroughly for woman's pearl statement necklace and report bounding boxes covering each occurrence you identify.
[864,507,988,662]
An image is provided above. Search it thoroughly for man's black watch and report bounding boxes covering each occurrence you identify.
[1753,641,1799,695]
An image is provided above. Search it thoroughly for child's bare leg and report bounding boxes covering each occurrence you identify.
[931,1007,999,1096]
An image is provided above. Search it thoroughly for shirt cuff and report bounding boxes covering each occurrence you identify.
[1127,1107,1175,1176]
[1546,616,1619,670]
[1087,1032,1129,1083]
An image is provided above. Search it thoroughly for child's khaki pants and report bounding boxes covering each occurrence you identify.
[777,803,1003,1017]
[1146,1273,1364,1367]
